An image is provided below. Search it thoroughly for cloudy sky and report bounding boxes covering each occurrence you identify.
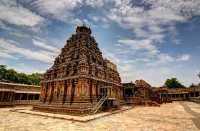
[0,0,200,86]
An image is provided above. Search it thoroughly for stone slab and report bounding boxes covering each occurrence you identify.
[10,106,132,122]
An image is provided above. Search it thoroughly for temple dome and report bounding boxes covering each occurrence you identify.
[76,25,91,35]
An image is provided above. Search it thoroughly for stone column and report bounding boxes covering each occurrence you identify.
[59,81,65,102]
[0,92,2,102]
[62,80,68,104]
[85,79,90,97]
[76,79,81,97]
[49,82,55,103]
[1,92,4,102]
[33,94,35,100]
[67,80,72,98]
[92,80,96,97]
[27,94,29,100]
[95,81,98,98]
[19,93,22,101]
[10,92,13,102]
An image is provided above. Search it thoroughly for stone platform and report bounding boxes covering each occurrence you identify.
[1,102,200,131]
[10,106,132,122]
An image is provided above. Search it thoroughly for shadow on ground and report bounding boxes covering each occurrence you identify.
[180,102,200,130]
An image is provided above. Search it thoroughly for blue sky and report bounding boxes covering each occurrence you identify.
[0,0,200,86]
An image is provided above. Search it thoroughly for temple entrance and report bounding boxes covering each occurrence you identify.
[100,87,108,97]
[99,87,119,111]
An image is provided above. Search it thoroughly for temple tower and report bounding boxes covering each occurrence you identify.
[34,25,123,114]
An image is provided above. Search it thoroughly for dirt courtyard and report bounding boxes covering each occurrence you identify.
[0,101,200,131]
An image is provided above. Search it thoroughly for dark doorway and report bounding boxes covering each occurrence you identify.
[100,88,108,97]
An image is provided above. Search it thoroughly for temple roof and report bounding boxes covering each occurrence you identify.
[76,25,91,35]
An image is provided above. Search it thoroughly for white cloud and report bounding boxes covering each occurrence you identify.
[106,0,200,45]
[32,39,59,52]
[0,0,198,86]
[118,39,154,50]
[8,63,45,74]
[118,39,159,55]
[31,0,83,21]
[0,0,44,27]
[117,38,191,67]
[177,54,191,61]
[0,38,56,63]
[0,51,16,59]
[85,0,105,8]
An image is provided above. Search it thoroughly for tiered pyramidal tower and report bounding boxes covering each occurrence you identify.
[35,25,123,114]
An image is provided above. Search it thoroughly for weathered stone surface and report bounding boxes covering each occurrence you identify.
[1,102,200,131]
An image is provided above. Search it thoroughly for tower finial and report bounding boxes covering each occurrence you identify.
[82,21,87,27]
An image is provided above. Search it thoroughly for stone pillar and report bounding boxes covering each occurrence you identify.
[76,79,81,97]
[60,81,65,102]
[67,80,72,98]
[9,92,13,102]
[110,88,112,97]
[95,81,98,98]
[44,83,48,103]
[40,84,45,102]
[27,94,29,100]
[1,92,4,102]
[33,94,35,100]
[85,79,90,97]
[19,93,22,101]
[92,80,96,97]
[62,80,68,104]
[49,82,55,103]
[0,92,2,102]
[45,83,50,102]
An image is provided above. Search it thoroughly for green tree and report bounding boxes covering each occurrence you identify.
[164,78,185,88]
[0,64,42,85]
[4,69,18,82]
[28,73,42,85]
[0,65,7,80]
[17,73,30,84]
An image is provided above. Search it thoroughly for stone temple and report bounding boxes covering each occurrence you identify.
[34,25,123,114]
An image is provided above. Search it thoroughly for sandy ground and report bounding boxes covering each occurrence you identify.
[0,101,200,131]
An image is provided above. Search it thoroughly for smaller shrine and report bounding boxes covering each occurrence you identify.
[123,80,161,106]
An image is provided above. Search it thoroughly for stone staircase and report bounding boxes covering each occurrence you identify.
[90,95,108,114]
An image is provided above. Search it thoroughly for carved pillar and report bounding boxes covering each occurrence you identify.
[92,80,96,97]
[53,81,57,102]
[70,79,76,104]
[76,79,81,97]
[0,92,2,102]
[86,79,90,97]
[27,93,29,100]
[57,81,63,102]
[96,81,99,98]
[80,79,84,97]
[67,80,72,99]
[62,80,68,104]
[89,79,93,103]
[46,83,51,102]
[44,83,48,103]
[49,82,54,103]
[60,81,63,101]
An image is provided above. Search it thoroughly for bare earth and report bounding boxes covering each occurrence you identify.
[0,102,200,131]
